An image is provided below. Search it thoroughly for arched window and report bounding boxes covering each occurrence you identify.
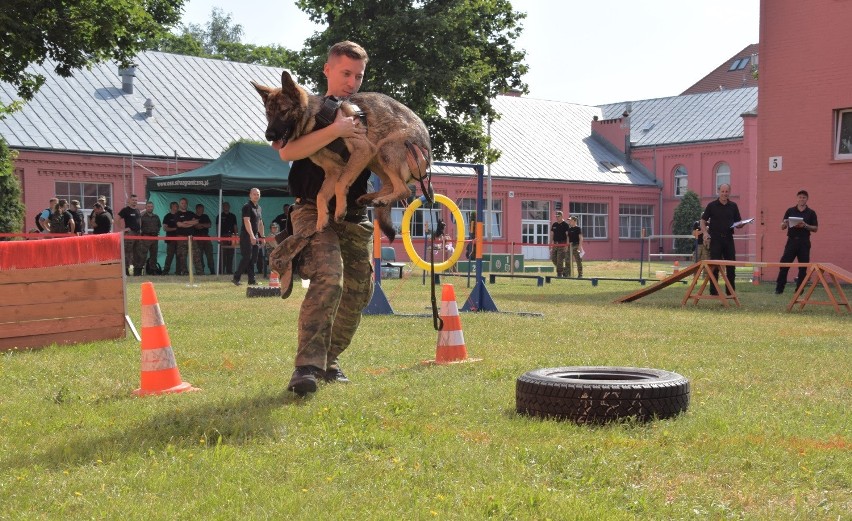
[715,162,731,193]
[674,165,688,197]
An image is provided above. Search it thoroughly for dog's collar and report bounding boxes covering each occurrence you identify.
[315,96,367,161]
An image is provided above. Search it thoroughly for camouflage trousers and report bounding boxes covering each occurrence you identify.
[136,237,159,273]
[193,238,214,274]
[569,244,583,277]
[176,239,189,275]
[123,238,143,274]
[551,244,569,277]
[290,203,374,371]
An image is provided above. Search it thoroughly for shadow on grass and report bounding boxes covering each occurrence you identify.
[2,389,311,471]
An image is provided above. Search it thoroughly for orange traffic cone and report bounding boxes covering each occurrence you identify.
[752,267,760,285]
[133,282,199,396]
[427,284,481,365]
[269,270,280,289]
[673,260,680,273]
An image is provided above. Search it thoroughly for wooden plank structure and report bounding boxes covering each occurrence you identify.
[617,260,851,313]
[0,233,127,350]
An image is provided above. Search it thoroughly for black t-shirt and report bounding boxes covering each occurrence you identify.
[217,211,238,236]
[240,201,262,238]
[701,199,741,238]
[551,221,570,243]
[163,212,179,237]
[288,158,370,213]
[193,213,211,237]
[175,210,197,236]
[783,206,818,239]
[93,212,113,234]
[71,209,84,233]
[567,225,583,245]
[692,220,704,243]
[118,206,141,232]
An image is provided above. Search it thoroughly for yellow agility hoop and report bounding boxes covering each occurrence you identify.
[401,194,466,273]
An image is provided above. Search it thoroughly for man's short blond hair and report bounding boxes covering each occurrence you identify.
[328,41,369,63]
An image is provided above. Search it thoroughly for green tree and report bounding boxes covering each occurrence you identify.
[0,138,26,238]
[0,0,185,104]
[152,8,300,69]
[295,0,528,163]
[672,190,703,254]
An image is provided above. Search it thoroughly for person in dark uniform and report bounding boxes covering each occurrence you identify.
[217,201,239,274]
[91,202,112,234]
[192,203,214,275]
[700,184,745,296]
[775,190,819,294]
[271,203,290,233]
[550,211,570,278]
[69,200,84,235]
[274,41,375,395]
[138,201,161,275]
[117,194,142,275]
[175,197,198,275]
[232,188,264,286]
[161,201,179,275]
[567,216,584,278]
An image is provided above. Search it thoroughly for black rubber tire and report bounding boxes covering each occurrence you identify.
[516,366,690,424]
[245,286,279,298]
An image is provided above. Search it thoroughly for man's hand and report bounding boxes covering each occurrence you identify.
[334,112,366,139]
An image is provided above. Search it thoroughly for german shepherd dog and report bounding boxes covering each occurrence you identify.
[252,71,431,241]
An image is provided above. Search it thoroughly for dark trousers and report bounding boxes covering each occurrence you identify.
[709,235,736,296]
[163,239,177,274]
[220,242,236,274]
[234,235,259,283]
[776,238,811,293]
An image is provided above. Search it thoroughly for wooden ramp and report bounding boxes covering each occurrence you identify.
[615,263,701,303]
[788,263,852,313]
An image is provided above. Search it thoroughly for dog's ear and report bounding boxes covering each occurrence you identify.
[280,70,301,99]
[251,81,271,102]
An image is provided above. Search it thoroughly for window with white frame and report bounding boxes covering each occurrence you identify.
[619,204,654,239]
[836,108,852,159]
[715,162,731,193]
[54,182,112,211]
[673,165,688,197]
[569,202,608,239]
[459,197,502,238]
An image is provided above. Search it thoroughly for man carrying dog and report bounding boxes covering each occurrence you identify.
[273,41,374,395]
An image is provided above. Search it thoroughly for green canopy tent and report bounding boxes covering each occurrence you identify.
[145,142,293,275]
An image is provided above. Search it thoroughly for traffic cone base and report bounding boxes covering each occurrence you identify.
[134,282,199,396]
[424,283,481,365]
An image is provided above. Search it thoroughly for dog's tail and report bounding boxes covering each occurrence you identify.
[375,205,396,243]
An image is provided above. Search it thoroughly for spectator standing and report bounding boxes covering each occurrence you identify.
[692,220,710,263]
[550,211,570,278]
[117,194,142,275]
[90,202,113,234]
[567,216,584,278]
[217,201,239,274]
[69,200,85,235]
[232,188,264,286]
[175,197,199,276]
[98,195,113,217]
[38,197,58,233]
[192,203,214,275]
[775,190,819,295]
[48,199,76,235]
[271,203,290,233]
[139,201,162,275]
[161,201,179,275]
[700,184,745,296]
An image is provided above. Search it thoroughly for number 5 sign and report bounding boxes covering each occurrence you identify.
[768,156,783,171]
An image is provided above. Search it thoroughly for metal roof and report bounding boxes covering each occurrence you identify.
[0,51,281,160]
[598,87,757,147]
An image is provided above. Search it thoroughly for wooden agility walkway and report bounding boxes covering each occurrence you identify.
[616,261,851,313]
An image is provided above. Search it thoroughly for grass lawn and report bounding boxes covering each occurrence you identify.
[1,261,849,519]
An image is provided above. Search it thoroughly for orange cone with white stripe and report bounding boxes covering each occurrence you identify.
[269,270,280,289]
[429,284,480,364]
[133,282,199,396]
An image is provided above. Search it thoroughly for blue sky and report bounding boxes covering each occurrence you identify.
[180,0,759,106]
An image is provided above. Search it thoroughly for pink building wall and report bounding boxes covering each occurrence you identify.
[14,150,206,231]
[630,115,758,263]
[757,0,852,274]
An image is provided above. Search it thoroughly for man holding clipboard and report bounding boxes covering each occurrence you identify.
[700,184,748,296]
[775,190,819,294]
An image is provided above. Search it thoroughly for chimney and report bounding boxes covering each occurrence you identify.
[144,98,155,118]
[118,66,137,94]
